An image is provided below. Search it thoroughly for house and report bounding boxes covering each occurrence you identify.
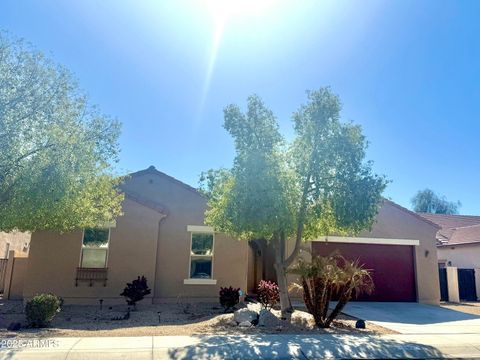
[0,231,30,294]
[417,213,480,301]
[418,213,480,269]
[0,231,30,259]
[14,167,440,305]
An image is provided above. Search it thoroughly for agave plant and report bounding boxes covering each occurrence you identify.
[289,251,373,328]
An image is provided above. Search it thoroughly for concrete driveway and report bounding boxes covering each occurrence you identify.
[342,302,480,334]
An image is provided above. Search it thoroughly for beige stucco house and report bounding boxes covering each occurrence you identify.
[0,231,30,259]
[17,167,441,305]
[419,213,480,269]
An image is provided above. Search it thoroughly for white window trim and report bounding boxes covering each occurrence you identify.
[312,236,419,246]
[185,229,216,284]
[183,279,217,285]
[187,225,214,233]
[79,228,111,268]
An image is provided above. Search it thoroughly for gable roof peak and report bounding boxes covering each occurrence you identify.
[128,166,203,197]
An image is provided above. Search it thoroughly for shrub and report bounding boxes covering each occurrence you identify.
[219,286,240,312]
[120,275,151,308]
[289,251,374,328]
[257,280,279,310]
[25,294,62,328]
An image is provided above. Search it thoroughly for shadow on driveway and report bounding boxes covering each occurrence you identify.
[167,334,444,359]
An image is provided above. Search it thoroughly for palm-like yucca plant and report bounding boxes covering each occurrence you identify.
[289,251,373,328]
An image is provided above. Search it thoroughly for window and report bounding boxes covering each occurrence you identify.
[80,228,110,268]
[189,233,214,279]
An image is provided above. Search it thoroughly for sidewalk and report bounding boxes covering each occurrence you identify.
[1,333,480,359]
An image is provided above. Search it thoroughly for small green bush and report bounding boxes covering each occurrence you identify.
[25,294,62,328]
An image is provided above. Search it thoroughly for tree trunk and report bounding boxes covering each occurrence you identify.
[273,234,293,318]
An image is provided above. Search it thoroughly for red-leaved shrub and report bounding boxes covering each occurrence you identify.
[257,280,279,310]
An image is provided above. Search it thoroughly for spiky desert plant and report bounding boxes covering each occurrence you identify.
[290,251,373,328]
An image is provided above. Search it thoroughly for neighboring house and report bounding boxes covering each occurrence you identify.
[418,213,480,269]
[0,231,30,259]
[19,166,440,305]
[0,232,30,293]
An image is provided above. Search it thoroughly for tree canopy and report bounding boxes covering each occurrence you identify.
[411,188,460,214]
[200,88,387,314]
[0,32,123,232]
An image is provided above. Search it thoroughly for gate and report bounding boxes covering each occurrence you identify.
[458,268,477,301]
[439,268,448,301]
[0,258,7,293]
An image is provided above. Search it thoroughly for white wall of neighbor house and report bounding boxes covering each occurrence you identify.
[437,244,480,269]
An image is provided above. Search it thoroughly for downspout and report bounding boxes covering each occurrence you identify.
[153,215,167,303]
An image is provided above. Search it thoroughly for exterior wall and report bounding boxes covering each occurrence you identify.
[0,231,30,258]
[437,244,480,269]
[360,202,440,304]
[268,201,440,304]
[122,172,248,302]
[23,197,163,304]
[3,251,28,300]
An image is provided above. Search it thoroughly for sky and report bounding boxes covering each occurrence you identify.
[1,0,480,214]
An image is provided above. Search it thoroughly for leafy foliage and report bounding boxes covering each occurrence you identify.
[0,32,123,232]
[219,286,240,312]
[289,252,373,328]
[120,276,151,308]
[257,280,280,310]
[199,88,387,315]
[25,293,62,327]
[411,188,460,214]
[82,228,109,247]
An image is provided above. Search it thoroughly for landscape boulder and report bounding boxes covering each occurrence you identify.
[233,308,258,324]
[258,309,280,327]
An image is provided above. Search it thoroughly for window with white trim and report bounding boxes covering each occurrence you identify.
[80,228,110,268]
[189,233,214,279]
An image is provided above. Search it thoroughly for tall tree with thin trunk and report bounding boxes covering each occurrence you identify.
[200,88,387,316]
[411,188,460,214]
[0,32,123,232]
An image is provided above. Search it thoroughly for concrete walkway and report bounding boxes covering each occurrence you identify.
[1,333,480,359]
[341,302,480,334]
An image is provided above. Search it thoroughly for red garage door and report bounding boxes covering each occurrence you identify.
[312,242,417,302]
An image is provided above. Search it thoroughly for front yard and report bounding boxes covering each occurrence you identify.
[0,299,394,337]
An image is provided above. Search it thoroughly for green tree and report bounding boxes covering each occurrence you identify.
[200,88,387,316]
[0,33,123,232]
[411,188,460,214]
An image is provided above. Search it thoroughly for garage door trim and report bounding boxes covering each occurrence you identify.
[313,236,419,246]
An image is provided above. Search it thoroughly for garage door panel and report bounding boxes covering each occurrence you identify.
[312,242,416,302]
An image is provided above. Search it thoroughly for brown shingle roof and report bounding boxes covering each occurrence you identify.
[443,224,480,246]
[419,213,480,229]
[418,213,480,247]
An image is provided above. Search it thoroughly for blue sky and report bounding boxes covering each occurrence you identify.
[2,1,480,214]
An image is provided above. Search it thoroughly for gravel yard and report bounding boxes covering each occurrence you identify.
[0,299,395,337]
[441,302,480,316]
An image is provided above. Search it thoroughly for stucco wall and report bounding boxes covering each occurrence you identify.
[122,171,248,302]
[438,244,480,269]
[271,201,440,304]
[3,251,28,300]
[0,231,30,258]
[23,197,163,304]
[367,202,440,304]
